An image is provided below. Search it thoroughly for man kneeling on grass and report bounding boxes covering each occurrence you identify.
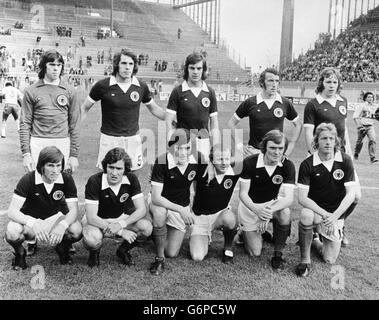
[296,123,356,277]
[238,130,296,270]
[82,147,152,267]
[5,146,82,269]
[189,144,239,264]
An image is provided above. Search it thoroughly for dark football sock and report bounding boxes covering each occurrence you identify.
[223,228,237,251]
[274,223,291,253]
[152,225,167,258]
[298,222,313,264]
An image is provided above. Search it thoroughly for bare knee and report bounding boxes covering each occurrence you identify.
[190,250,206,262]
[83,226,102,248]
[68,221,83,239]
[6,221,24,241]
[245,244,261,257]
[135,219,153,237]
[221,210,237,229]
[300,208,314,226]
[150,204,167,228]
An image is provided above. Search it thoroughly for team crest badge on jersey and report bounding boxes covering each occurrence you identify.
[202,97,210,108]
[130,91,140,102]
[272,175,283,185]
[188,170,196,181]
[56,94,68,107]
[333,169,344,180]
[53,190,64,200]
[273,108,284,118]
[339,105,347,115]
[224,178,233,189]
[120,193,129,203]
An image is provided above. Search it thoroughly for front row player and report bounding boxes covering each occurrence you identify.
[149,129,199,275]
[238,130,296,270]
[190,144,239,263]
[5,146,83,269]
[82,147,152,267]
[296,123,356,277]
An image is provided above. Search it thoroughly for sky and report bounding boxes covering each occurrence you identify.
[145,0,374,72]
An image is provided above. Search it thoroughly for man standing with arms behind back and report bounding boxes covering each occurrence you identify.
[81,49,165,173]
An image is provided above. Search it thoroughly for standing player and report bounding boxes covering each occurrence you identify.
[303,67,361,246]
[190,144,239,263]
[165,52,219,160]
[82,147,152,267]
[20,49,81,173]
[5,146,82,269]
[81,49,166,172]
[239,130,296,270]
[1,81,23,138]
[149,129,199,275]
[353,91,378,163]
[296,123,356,277]
[227,68,302,158]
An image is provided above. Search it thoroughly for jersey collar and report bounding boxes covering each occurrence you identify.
[167,153,197,170]
[35,171,64,185]
[257,92,283,104]
[101,174,130,190]
[316,94,344,106]
[109,76,140,87]
[313,150,343,166]
[181,80,209,93]
[214,166,235,184]
[256,153,283,168]
[36,79,67,90]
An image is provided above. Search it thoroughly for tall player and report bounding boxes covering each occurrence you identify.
[303,67,361,247]
[20,49,81,173]
[227,68,302,158]
[81,49,166,172]
[165,52,219,160]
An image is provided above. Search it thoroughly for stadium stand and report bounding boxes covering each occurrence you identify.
[0,0,249,85]
[281,9,379,83]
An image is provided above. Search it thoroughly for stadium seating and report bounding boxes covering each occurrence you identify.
[0,0,249,84]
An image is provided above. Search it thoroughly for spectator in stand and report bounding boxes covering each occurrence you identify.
[36,36,41,45]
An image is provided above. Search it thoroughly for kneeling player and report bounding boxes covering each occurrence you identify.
[190,144,238,263]
[5,146,82,269]
[149,129,199,275]
[239,130,296,270]
[296,123,355,277]
[83,147,152,267]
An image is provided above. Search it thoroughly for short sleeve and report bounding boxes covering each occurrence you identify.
[282,160,296,185]
[88,79,106,102]
[128,173,143,198]
[85,176,101,201]
[303,101,316,126]
[285,99,298,121]
[235,99,251,120]
[297,160,311,186]
[240,157,253,180]
[151,160,166,185]
[14,174,33,199]
[209,88,218,115]
[141,82,152,104]
[166,87,180,114]
[63,174,78,199]
[343,155,355,184]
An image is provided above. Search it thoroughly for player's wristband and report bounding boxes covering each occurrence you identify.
[59,220,69,230]
[118,220,127,229]
[26,217,37,229]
